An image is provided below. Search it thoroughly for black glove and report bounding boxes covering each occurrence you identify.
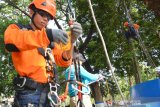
[71,22,83,43]
[46,29,68,45]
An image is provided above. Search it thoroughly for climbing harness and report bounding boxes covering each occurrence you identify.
[9,23,62,106]
[4,1,72,106]
[123,0,156,68]
[45,48,59,82]
[87,0,128,107]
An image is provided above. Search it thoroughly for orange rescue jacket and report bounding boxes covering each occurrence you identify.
[4,24,72,83]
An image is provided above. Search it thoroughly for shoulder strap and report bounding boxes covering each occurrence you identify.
[16,24,33,30]
[37,48,46,58]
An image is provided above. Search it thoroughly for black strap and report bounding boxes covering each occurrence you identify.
[53,18,63,30]
[16,23,33,30]
[13,76,46,90]
[77,99,84,107]
[37,47,46,58]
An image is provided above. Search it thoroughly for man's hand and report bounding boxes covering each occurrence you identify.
[71,22,82,43]
[46,29,68,45]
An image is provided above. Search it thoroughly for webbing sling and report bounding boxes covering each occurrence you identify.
[73,57,84,107]
[37,47,58,83]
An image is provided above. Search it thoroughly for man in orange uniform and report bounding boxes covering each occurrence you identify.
[4,0,82,107]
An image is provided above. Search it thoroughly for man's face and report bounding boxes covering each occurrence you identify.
[33,10,52,29]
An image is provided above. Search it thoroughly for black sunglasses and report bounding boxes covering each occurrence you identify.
[36,10,53,21]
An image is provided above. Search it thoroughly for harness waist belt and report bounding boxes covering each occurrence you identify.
[13,76,47,90]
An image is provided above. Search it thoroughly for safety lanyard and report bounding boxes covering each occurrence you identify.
[43,48,61,106]
[73,56,84,107]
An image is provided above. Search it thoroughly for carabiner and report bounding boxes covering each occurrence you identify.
[48,92,61,106]
[48,83,61,106]
[45,48,56,64]
[86,75,105,86]
[71,81,90,95]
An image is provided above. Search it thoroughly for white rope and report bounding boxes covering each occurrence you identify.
[87,0,128,107]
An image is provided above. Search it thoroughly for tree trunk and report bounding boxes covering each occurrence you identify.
[131,43,142,84]
[91,83,104,106]
[143,0,160,16]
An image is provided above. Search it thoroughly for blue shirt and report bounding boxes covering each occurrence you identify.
[65,65,99,97]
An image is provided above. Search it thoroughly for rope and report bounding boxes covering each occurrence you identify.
[87,0,128,107]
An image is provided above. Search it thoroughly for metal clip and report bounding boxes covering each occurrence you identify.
[17,77,26,88]
[71,81,90,95]
[48,83,61,106]
[45,48,56,64]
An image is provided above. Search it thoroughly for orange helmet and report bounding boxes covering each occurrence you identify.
[29,0,56,18]
[124,21,129,27]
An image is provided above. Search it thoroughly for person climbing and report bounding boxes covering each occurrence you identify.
[124,21,140,43]
[4,0,82,106]
[64,52,104,107]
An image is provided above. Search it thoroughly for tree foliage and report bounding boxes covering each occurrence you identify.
[74,0,160,75]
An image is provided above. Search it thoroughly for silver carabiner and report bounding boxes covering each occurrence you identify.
[45,48,56,64]
[48,83,61,106]
[17,77,26,88]
[86,75,105,86]
[71,83,90,95]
